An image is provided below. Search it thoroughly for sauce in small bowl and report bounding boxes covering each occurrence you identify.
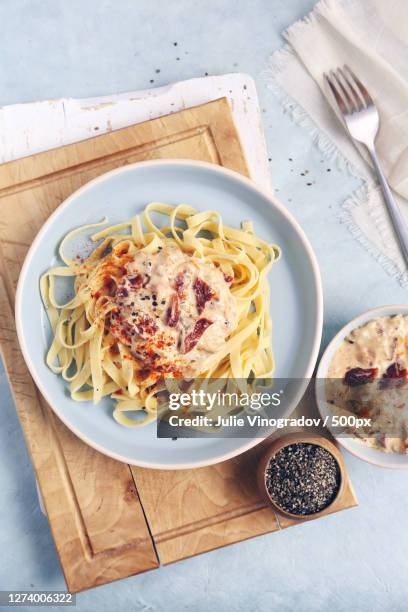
[316,305,408,468]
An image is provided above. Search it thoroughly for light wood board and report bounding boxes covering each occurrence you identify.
[0,98,357,592]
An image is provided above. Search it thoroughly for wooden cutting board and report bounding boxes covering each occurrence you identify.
[0,98,357,593]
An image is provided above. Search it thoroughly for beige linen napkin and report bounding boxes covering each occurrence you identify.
[267,0,408,285]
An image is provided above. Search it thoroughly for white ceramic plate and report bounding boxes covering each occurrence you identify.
[16,160,323,469]
[316,305,408,469]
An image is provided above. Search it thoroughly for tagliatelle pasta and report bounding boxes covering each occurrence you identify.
[40,203,281,427]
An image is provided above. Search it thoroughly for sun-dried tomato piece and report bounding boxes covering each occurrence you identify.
[166,294,180,327]
[344,367,378,387]
[379,362,408,389]
[183,318,213,353]
[383,362,407,379]
[223,273,234,283]
[193,277,215,314]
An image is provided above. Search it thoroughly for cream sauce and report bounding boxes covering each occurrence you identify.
[110,245,237,378]
[327,315,408,453]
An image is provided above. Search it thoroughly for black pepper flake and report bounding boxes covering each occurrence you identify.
[306,182,313,186]
[150,79,154,83]
[155,68,160,73]
[266,443,340,516]
[174,42,178,46]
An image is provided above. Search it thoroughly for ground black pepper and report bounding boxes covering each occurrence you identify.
[266,443,340,515]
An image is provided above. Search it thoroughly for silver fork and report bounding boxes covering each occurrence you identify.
[324,65,408,267]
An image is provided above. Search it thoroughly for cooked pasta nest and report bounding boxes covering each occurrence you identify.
[41,203,281,427]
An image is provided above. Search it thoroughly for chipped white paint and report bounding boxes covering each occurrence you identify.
[0,73,271,189]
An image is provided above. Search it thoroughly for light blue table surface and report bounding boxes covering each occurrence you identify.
[1,1,408,611]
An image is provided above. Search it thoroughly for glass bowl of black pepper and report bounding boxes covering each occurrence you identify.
[257,433,345,520]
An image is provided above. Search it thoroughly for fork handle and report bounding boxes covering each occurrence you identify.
[367,145,408,267]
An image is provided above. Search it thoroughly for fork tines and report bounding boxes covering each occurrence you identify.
[324,66,373,115]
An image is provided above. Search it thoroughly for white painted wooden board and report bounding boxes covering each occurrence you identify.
[0,73,271,189]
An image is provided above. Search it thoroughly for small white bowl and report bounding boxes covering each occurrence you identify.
[316,305,408,469]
